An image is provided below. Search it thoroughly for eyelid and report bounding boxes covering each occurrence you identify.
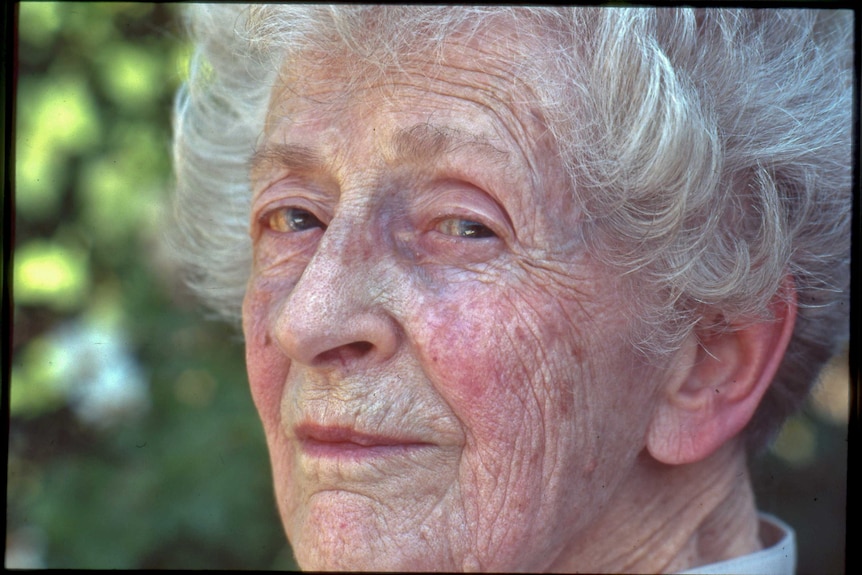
[252,193,329,238]
[421,184,511,240]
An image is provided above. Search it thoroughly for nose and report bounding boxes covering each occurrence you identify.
[273,216,401,370]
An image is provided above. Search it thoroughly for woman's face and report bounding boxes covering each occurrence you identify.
[243,24,669,572]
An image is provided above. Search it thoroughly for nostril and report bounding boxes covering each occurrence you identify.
[350,341,374,355]
[314,341,375,366]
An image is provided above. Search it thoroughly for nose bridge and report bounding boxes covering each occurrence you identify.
[274,203,399,367]
[301,202,379,300]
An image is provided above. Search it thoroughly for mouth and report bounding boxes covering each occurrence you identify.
[294,423,434,460]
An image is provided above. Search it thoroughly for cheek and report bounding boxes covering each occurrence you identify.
[418,284,579,447]
[415,275,653,482]
[414,282,612,556]
[242,282,289,429]
[422,297,510,409]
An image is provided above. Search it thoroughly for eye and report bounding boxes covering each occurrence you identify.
[436,218,497,239]
[266,207,326,233]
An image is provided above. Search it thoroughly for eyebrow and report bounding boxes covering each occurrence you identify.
[249,143,323,175]
[250,122,509,176]
[387,123,509,165]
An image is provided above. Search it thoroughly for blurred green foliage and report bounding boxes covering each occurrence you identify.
[8,2,847,572]
[9,3,293,568]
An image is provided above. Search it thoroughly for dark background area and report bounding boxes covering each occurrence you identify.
[6,3,850,571]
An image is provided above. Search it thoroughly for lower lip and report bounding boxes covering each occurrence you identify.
[299,439,430,461]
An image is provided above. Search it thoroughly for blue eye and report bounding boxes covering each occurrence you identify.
[267,208,325,232]
[436,218,496,239]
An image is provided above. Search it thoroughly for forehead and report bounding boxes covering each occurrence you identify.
[251,14,573,229]
[256,34,567,215]
[262,16,552,140]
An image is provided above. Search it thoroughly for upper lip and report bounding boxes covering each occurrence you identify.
[294,423,431,447]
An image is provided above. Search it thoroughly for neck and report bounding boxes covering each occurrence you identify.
[554,440,762,573]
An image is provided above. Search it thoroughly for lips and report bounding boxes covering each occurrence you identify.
[294,423,433,459]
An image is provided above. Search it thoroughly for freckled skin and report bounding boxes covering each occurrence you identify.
[242,22,674,573]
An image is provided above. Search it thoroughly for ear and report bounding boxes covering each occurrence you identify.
[646,279,797,465]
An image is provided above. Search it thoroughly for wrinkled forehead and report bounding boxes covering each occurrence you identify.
[262,12,557,134]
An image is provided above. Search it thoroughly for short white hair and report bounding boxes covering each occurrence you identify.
[171,6,853,450]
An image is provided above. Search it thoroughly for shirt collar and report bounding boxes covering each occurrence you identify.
[676,514,796,575]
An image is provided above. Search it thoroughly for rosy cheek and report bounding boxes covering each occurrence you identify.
[417,281,584,450]
[419,296,518,429]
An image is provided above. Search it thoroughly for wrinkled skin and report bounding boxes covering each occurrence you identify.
[242,23,681,572]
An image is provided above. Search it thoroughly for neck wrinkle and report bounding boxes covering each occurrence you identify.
[551,439,761,574]
[689,457,762,569]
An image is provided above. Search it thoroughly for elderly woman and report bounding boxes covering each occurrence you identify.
[171,6,852,573]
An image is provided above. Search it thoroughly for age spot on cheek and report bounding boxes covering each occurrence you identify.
[514,326,526,342]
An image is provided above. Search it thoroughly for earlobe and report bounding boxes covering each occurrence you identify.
[646,280,798,465]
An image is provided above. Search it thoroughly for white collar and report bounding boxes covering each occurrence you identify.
[676,514,796,575]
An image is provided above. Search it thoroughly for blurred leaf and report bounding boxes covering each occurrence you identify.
[10,343,68,417]
[18,2,62,49]
[31,75,102,153]
[770,414,818,468]
[14,240,90,310]
[15,76,72,222]
[57,3,117,50]
[14,133,68,222]
[78,156,150,244]
[52,87,100,151]
[97,42,163,110]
